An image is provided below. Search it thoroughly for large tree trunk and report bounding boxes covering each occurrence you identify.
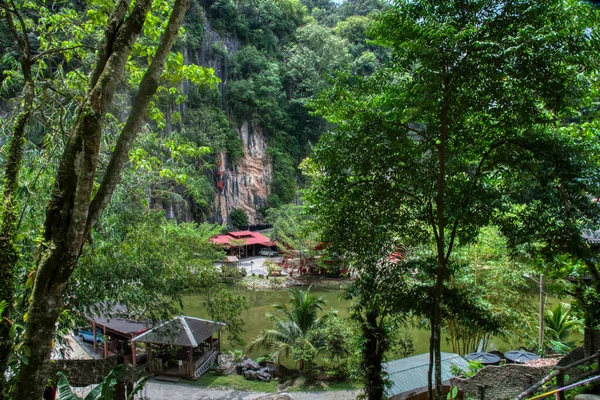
[12,0,190,397]
[0,5,34,397]
[0,72,33,400]
[428,317,434,399]
[363,309,386,400]
[13,2,151,397]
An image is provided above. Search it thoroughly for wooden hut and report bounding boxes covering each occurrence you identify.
[86,305,150,363]
[132,316,225,379]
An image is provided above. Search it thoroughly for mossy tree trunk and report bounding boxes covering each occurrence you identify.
[12,0,190,398]
[362,308,386,400]
[0,4,35,398]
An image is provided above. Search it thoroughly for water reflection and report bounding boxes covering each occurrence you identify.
[181,286,579,358]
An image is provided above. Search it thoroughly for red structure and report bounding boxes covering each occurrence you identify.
[210,230,276,257]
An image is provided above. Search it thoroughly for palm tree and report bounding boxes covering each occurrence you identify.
[544,303,583,347]
[248,286,326,366]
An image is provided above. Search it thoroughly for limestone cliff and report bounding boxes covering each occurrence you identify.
[183,18,272,225]
[214,121,272,225]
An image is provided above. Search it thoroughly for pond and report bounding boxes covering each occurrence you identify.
[180,286,569,359]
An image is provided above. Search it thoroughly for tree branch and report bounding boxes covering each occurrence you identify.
[31,45,90,63]
[88,0,131,90]
[444,219,459,264]
[85,0,191,239]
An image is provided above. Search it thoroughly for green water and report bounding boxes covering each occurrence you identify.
[180,286,579,358]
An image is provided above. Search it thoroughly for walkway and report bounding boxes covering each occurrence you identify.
[142,381,358,400]
[216,256,288,277]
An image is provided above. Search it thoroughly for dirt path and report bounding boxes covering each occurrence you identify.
[142,381,358,400]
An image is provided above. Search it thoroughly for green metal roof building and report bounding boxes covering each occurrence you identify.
[384,352,469,400]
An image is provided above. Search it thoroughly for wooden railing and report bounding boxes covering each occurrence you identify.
[194,349,216,370]
[514,351,600,400]
[194,350,217,378]
[149,358,163,372]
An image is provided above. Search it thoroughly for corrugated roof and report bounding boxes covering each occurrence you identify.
[384,352,469,398]
[583,230,600,244]
[132,316,225,347]
[87,303,151,337]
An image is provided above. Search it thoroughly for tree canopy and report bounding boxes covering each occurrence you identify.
[307,0,600,398]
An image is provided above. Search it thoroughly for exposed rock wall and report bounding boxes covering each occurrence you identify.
[214,120,272,225]
[187,19,272,225]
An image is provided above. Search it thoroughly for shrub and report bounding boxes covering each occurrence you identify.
[230,208,249,227]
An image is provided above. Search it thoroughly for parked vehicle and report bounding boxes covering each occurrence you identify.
[77,329,105,345]
[259,248,278,257]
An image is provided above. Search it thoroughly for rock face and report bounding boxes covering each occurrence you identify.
[214,120,272,225]
[186,19,272,225]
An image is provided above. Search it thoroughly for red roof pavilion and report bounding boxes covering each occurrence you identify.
[210,230,275,247]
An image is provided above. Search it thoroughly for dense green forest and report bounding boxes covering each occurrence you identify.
[0,0,388,226]
[2,0,600,399]
[0,0,390,397]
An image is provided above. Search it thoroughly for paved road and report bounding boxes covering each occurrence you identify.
[142,381,267,400]
[142,381,358,400]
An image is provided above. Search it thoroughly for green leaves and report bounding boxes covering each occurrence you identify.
[544,303,583,346]
[56,365,138,400]
[307,0,600,394]
[248,287,329,367]
[56,373,79,400]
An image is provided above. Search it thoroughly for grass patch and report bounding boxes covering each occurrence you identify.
[286,376,360,392]
[182,373,278,393]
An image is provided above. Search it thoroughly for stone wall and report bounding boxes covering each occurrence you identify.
[452,364,554,400]
[48,356,142,387]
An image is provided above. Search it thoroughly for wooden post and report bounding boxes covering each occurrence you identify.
[147,343,152,371]
[93,321,97,354]
[103,326,108,358]
[189,346,193,377]
[114,381,126,400]
[218,330,221,352]
[126,382,134,400]
[132,340,136,366]
[555,372,565,400]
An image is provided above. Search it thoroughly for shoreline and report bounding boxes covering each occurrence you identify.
[236,275,353,291]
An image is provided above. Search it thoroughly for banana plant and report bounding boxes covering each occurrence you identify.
[56,365,149,400]
[228,349,244,363]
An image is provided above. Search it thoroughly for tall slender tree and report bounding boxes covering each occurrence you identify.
[7,0,196,398]
[307,0,600,398]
